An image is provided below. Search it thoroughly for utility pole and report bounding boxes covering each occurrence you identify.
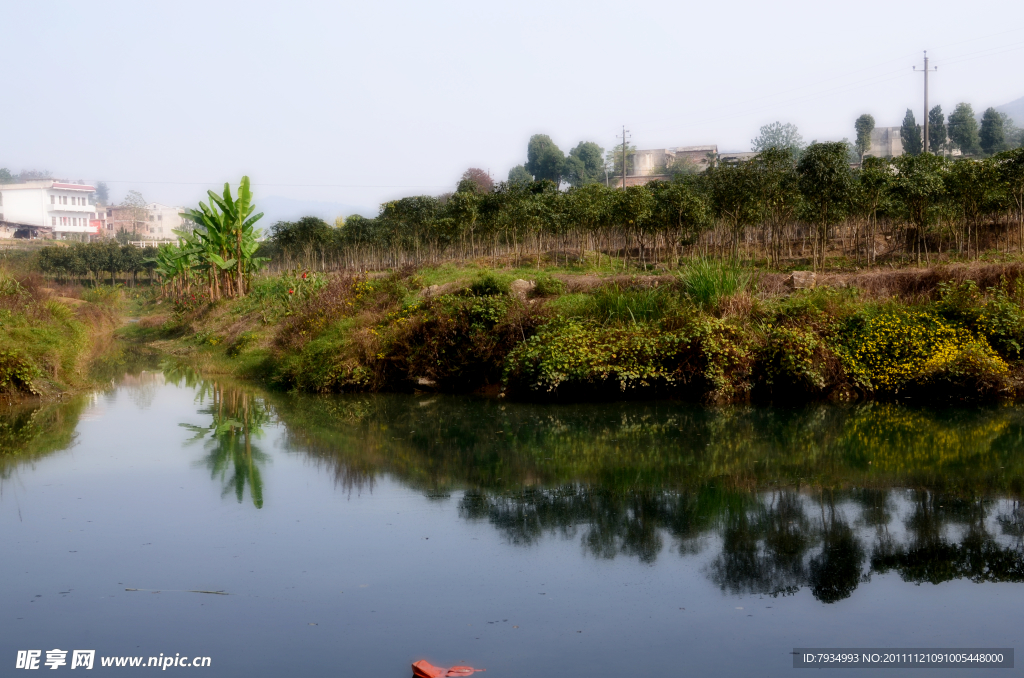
[913,51,938,153]
[617,125,631,189]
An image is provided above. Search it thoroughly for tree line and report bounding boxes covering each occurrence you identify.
[263,144,1024,272]
[854,102,1022,160]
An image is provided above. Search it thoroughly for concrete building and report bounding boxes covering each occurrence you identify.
[631,145,718,178]
[865,127,905,158]
[0,180,97,238]
[100,202,185,240]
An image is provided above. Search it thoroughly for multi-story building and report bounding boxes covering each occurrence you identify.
[99,202,185,241]
[0,180,97,238]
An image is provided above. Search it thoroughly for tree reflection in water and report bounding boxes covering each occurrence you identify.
[166,363,271,509]
[13,364,1019,604]
[264,393,1024,603]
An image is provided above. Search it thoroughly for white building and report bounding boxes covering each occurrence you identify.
[0,180,97,238]
[142,203,186,239]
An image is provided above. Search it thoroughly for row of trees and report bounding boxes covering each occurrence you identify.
[854,103,1022,159]
[37,241,158,285]
[265,146,1024,272]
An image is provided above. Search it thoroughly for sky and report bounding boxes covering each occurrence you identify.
[3,0,1023,219]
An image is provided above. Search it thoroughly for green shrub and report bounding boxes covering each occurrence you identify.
[836,308,1009,396]
[503,316,748,398]
[588,285,678,325]
[0,350,41,395]
[758,324,830,393]
[531,275,566,297]
[936,278,1024,359]
[81,285,124,308]
[677,258,754,310]
[469,272,512,297]
[226,331,259,357]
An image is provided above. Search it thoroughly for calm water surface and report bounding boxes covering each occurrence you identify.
[2,362,1023,677]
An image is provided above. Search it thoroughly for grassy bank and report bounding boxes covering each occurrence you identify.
[118,259,1024,404]
[0,271,127,398]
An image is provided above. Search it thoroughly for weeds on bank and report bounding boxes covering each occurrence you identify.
[165,263,1024,403]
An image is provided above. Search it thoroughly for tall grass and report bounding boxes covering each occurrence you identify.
[677,258,755,310]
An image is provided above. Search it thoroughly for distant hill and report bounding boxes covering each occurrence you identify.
[258,196,375,227]
[995,96,1024,124]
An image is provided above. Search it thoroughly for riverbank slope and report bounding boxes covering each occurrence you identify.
[0,272,126,399]
[118,260,1024,403]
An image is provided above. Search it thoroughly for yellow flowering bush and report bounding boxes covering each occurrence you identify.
[839,309,1008,395]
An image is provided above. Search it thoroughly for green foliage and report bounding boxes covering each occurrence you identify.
[0,349,42,394]
[563,141,606,186]
[586,285,677,325]
[900,109,922,156]
[798,142,855,269]
[854,114,875,158]
[507,165,532,185]
[948,103,980,156]
[980,107,1007,156]
[928,105,947,152]
[504,316,747,398]
[936,278,1024,359]
[532,275,566,297]
[836,307,1008,397]
[469,271,512,296]
[758,324,829,393]
[751,121,804,155]
[525,134,565,184]
[677,258,754,310]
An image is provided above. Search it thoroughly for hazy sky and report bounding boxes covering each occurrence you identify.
[4,1,1023,216]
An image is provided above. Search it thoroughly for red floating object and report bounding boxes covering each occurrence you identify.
[412,660,486,677]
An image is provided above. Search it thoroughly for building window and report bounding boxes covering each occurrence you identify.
[52,217,57,226]
[157,214,163,220]
[51,195,56,204]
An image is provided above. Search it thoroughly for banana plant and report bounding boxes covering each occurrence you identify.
[204,176,264,298]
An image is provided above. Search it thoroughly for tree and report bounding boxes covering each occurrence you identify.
[95,181,110,204]
[945,157,996,257]
[797,142,855,270]
[928,106,947,154]
[605,143,637,181]
[979,107,1007,156]
[507,165,532,185]
[854,114,875,161]
[269,216,335,253]
[460,168,493,193]
[563,141,606,186]
[646,177,712,264]
[900,109,922,156]
[0,168,13,184]
[525,134,565,184]
[15,169,51,182]
[948,103,980,156]
[996,147,1024,251]
[751,122,805,155]
[121,190,148,237]
[891,153,945,263]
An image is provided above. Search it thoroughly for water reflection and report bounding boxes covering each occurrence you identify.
[166,366,271,509]
[3,366,1024,604]
[266,392,1024,603]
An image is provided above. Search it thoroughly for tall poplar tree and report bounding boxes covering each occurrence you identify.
[900,109,922,156]
[948,103,980,156]
[928,106,947,154]
[854,114,875,161]
[979,107,1007,156]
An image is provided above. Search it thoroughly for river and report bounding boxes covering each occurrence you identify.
[2,356,1022,676]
